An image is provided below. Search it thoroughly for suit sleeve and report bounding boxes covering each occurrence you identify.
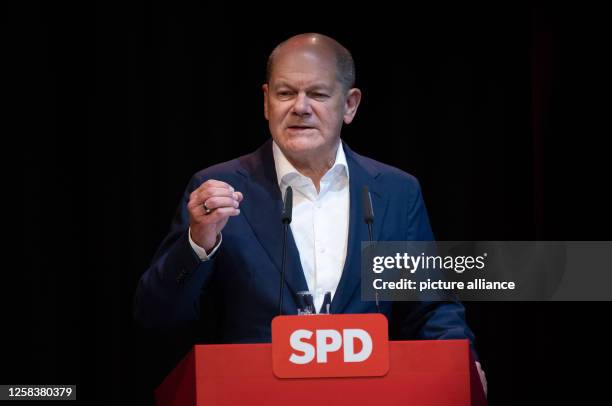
[390,178,479,359]
[133,175,217,329]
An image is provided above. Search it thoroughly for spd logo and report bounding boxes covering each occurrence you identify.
[271,314,389,378]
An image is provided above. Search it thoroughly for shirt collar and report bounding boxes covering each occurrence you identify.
[272,140,349,189]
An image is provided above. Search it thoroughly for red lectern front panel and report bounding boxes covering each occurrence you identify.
[155,339,486,406]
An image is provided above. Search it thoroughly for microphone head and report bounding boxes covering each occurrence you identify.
[362,186,374,224]
[281,186,293,224]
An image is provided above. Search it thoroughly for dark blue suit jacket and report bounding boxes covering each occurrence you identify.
[134,140,476,350]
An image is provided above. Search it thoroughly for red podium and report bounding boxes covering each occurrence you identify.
[155,339,487,405]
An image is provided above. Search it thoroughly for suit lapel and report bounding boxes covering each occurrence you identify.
[236,140,389,315]
[237,140,309,314]
[330,142,390,314]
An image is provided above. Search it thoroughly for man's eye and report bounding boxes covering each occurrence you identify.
[277,91,292,97]
[311,93,329,99]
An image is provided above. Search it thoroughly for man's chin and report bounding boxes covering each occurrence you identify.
[279,132,321,148]
[285,138,322,150]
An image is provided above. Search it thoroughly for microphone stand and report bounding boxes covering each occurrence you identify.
[363,186,381,313]
[279,186,293,315]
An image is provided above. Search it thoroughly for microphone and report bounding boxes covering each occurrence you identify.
[281,186,293,225]
[279,186,293,315]
[362,186,374,240]
[362,186,381,313]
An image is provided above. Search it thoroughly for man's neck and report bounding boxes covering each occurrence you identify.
[286,146,338,193]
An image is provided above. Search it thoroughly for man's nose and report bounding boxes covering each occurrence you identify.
[291,92,312,116]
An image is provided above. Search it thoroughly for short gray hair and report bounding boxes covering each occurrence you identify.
[265,34,356,90]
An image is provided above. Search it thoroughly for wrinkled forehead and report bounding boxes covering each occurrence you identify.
[269,47,339,86]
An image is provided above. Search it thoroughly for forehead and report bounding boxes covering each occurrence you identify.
[269,49,339,88]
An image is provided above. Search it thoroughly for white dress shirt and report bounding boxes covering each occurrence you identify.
[273,141,350,312]
[189,141,350,313]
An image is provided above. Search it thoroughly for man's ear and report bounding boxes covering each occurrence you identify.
[343,88,362,125]
[262,84,269,120]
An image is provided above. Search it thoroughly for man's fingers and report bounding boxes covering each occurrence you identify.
[203,196,240,211]
[189,187,238,208]
[191,187,234,201]
[190,178,235,198]
[204,206,241,221]
[187,180,242,224]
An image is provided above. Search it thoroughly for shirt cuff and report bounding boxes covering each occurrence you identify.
[188,227,222,261]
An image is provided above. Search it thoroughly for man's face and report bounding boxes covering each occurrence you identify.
[263,48,358,162]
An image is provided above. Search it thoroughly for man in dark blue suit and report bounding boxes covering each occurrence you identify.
[134,33,486,392]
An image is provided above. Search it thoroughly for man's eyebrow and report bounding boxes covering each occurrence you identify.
[272,82,333,91]
[271,81,293,89]
[307,84,333,91]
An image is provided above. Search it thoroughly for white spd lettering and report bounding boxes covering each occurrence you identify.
[289,329,373,364]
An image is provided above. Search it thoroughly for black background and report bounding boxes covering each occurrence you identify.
[6,2,612,404]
